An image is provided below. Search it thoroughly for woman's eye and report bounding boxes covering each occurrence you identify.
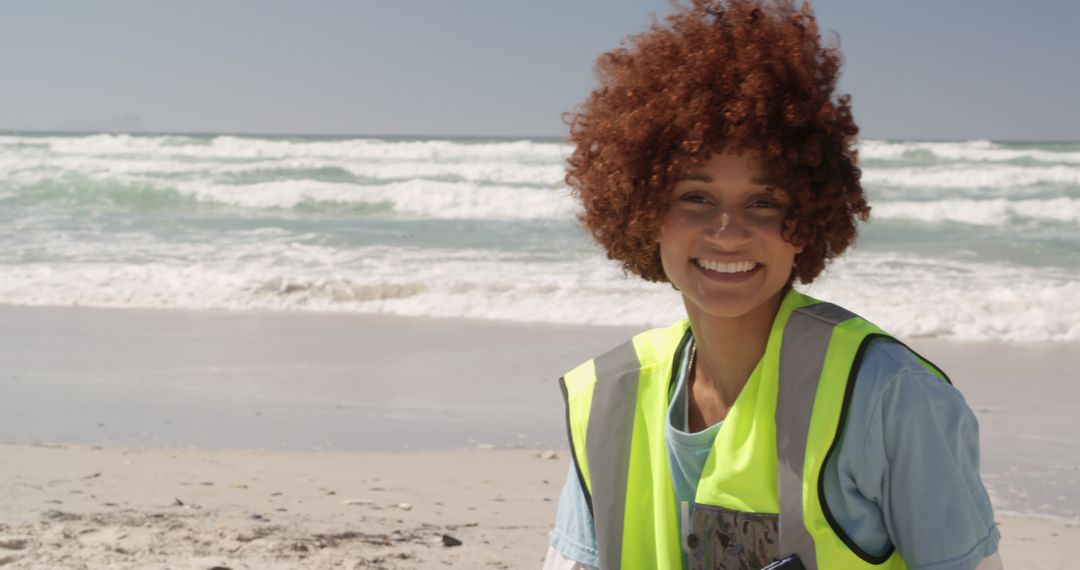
[681,194,709,204]
[749,198,781,208]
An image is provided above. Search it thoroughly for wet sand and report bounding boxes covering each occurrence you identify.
[0,304,638,451]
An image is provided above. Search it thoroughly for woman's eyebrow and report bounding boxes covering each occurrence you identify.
[676,173,774,185]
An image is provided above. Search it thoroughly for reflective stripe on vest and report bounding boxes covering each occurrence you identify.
[561,320,690,569]
[559,290,950,570]
[585,338,639,570]
[775,301,858,567]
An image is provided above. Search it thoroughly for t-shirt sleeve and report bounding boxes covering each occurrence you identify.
[549,462,600,568]
[850,342,1001,569]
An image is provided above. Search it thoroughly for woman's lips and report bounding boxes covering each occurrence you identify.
[692,258,762,283]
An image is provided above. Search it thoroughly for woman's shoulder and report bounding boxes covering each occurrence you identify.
[843,337,978,460]
[854,337,962,403]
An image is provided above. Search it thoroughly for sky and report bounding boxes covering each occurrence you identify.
[1,1,1077,141]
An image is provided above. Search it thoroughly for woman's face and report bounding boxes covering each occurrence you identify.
[657,151,803,319]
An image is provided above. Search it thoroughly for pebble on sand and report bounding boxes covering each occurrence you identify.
[0,536,30,550]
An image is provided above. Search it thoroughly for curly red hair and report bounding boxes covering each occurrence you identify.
[565,0,868,284]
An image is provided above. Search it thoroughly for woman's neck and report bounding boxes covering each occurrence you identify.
[683,290,785,429]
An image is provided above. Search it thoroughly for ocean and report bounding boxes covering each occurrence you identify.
[2,133,1078,343]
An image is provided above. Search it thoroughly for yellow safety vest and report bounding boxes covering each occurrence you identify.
[559,289,949,570]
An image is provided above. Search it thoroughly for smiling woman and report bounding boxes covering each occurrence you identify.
[545,1,1002,569]
[659,152,803,319]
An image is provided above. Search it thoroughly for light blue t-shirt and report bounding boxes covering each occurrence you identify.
[550,336,1001,570]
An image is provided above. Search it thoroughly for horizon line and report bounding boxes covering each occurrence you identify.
[1,128,1077,145]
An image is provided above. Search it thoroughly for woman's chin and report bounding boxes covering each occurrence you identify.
[680,286,788,322]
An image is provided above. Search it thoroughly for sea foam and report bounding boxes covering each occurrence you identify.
[3,134,1079,342]
[1,235,1077,342]
[872,197,1080,225]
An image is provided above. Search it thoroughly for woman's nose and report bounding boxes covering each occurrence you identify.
[704,210,751,245]
[716,212,731,232]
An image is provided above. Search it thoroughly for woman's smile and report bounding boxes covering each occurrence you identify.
[692,258,762,283]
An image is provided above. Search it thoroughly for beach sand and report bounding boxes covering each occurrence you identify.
[0,443,565,569]
[0,444,1076,569]
[1,304,1077,568]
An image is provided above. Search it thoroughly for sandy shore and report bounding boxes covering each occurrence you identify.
[1,304,1078,568]
[0,443,565,569]
[0,443,1075,569]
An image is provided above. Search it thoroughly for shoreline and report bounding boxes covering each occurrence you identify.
[0,303,639,453]
[3,303,1078,518]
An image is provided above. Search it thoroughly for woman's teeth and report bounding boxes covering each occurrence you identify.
[695,259,758,273]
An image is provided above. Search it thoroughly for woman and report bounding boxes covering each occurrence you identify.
[544,1,1002,569]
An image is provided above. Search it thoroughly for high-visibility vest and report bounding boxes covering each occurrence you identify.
[559,288,949,570]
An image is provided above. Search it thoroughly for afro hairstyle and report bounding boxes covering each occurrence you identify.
[564,0,868,284]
